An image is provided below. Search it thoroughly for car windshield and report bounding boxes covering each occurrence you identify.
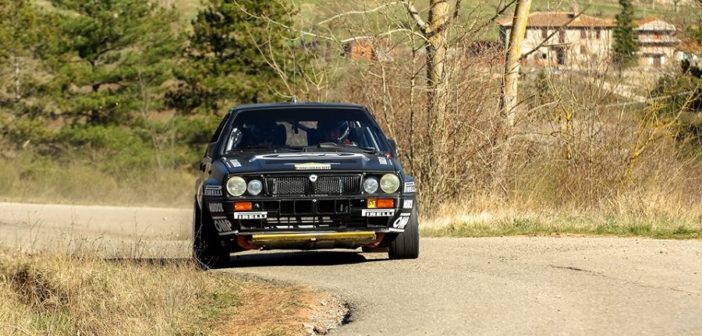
[222,108,388,154]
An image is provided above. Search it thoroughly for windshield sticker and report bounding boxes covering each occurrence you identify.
[254,153,366,161]
[403,182,416,194]
[378,157,388,165]
[229,159,242,167]
[290,162,333,170]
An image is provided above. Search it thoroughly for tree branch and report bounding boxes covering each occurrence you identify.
[232,0,337,42]
[317,2,402,25]
[452,0,463,22]
[340,28,428,43]
[233,0,428,45]
[401,0,428,34]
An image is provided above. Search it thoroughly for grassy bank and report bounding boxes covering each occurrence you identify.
[0,154,195,208]
[0,250,340,336]
[0,251,239,335]
[422,211,702,239]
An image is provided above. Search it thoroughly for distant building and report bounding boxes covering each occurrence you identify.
[496,12,615,69]
[495,12,680,70]
[635,18,680,69]
[342,39,392,62]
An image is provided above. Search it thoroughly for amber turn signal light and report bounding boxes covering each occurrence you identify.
[234,201,253,211]
[367,198,394,209]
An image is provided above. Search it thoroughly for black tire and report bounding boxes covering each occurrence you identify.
[388,207,420,259]
[192,203,229,269]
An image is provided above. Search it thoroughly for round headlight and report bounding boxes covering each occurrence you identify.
[363,177,379,194]
[380,174,400,193]
[226,176,246,196]
[247,179,263,196]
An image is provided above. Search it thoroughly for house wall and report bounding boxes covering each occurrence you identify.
[637,31,677,69]
[498,16,679,71]
[501,26,612,69]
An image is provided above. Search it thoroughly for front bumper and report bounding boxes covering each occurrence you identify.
[204,195,414,237]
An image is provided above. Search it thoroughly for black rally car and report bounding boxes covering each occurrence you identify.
[193,102,419,268]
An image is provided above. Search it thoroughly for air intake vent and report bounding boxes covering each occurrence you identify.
[265,174,361,196]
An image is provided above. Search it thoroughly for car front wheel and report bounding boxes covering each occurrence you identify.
[388,207,420,259]
[192,203,230,269]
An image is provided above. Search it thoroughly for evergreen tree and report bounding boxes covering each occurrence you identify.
[166,0,307,114]
[612,0,639,68]
[49,0,182,125]
[0,0,57,144]
[0,0,53,109]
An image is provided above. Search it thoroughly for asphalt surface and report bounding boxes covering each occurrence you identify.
[1,202,700,335]
[226,238,702,336]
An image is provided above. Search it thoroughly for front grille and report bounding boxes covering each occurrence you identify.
[265,174,361,196]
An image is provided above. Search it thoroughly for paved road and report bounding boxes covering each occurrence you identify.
[0,202,190,257]
[1,203,700,335]
[227,238,702,336]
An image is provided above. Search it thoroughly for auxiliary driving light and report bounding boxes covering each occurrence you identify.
[363,177,379,194]
[247,179,263,196]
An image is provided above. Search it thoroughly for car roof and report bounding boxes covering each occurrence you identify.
[232,102,367,112]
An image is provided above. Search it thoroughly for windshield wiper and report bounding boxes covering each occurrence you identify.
[312,142,382,155]
[230,145,310,154]
[357,146,383,155]
[228,145,274,153]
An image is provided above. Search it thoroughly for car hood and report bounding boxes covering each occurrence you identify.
[218,152,398,174]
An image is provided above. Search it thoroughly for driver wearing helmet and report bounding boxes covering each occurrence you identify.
[317,120,354,145]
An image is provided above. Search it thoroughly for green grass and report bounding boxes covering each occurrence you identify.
[422,214,702,239]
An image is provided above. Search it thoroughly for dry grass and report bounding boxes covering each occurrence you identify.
[0,250,240,335]
[0,249,341,336]
[422,193,702,239]
[0,156,194,208]
[219,278,347,336]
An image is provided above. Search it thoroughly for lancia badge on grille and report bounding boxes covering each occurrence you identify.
[309,174,318,182]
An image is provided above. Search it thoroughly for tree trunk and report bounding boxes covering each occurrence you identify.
[425,0,450,200]
[14,55,21,102]
[494,0,532,195]
[426,0,449,123]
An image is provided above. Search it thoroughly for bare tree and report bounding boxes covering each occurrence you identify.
[494,0,532,195]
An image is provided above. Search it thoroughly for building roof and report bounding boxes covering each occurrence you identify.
[496,12,615,28]
[635,18,676,32]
